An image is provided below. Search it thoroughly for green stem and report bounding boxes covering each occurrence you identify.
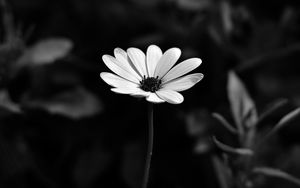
[142,103,154,188]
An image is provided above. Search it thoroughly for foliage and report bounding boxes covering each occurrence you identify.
[212,71,300,188]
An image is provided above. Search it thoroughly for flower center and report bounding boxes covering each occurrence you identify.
[140,76,162,92]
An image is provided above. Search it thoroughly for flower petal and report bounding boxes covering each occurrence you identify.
[111,87,141,94]
[146,93,165,103]
[156,89,184,104]
[162,58,202,82]
[100,72,139,89]
[154,48,181,78]
[146,45,162,77]
[162,73,204,91]
[102,55,140,83]
[114,48,142,80]
[127,48,148,77]
[130,90,151,98]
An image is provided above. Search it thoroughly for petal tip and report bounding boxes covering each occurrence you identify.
[114,47,125,54]
[173,97,184,104]
[101,54,107,60]
[196,58,202,66]
[102,54,113,62]
[148,44,160,49]
[99,72,106,79]
[127,47,136,53]
[199,73,204,80]
[171,47,181,54]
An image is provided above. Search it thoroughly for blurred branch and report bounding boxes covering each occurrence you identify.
[236,43,300,72]
[212,156,230,188]
[212,136,254,156]
[256,98,288,126]
[212,113,238,134]
[253,167,300,186]
[265,107,300,139]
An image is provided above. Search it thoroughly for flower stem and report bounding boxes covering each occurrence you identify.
[142,103,154,188]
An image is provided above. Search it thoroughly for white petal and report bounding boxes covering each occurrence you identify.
[114,48,142,80]
[102,55,140,83]
[130,90,151,98]
[146,45,162,77]
[154,48,181,78]
[146,93,165,103]
[162,58,202,82]
[127,48,148,77]
[156,89,184,104]
[111,87,141,94]
[162,73,204,91]
[100,72,139,89]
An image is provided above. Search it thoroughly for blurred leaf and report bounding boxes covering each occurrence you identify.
[0,38,25,81]
[0,89,21,113]
[266,107,300,138]
[23,87,103,119]
[185,109,209,136]
[0,0,23,42]
[253,167,300,186]
[212,113,238,134]
[212,136,254,156]
[194,137,212,154]
[257,99,288,125]
[176,0,211,11]
[18,38,73,67]
[227,71,257,134]
[212,156,231,188]
[220,1,233,35]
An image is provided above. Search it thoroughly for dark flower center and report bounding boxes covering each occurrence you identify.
[140,76,162,92]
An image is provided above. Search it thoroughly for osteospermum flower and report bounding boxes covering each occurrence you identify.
[100,45,204,104]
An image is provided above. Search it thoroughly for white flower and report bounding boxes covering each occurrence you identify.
[100,45,204,104]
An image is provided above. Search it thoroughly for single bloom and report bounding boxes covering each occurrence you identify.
[100,45,204,104]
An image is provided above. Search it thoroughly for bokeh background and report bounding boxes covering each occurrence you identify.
[1,0,300,188]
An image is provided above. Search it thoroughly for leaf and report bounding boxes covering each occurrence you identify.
[23,87,103,119]
[18,38,73,67]
[212,113,238,134]
[220,1,233,35]
[227,71,258,133]
[253,167,300,186]
[194,137,211,154]
[266,107,300,138]
[176,0,211,11]
[0,90,21,113]
[257,98,288,125]
[0,0,22,42]
[212,136,254,156]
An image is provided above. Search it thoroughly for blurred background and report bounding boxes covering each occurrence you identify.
[1,0,300,187]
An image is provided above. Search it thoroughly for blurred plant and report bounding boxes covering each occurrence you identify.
[0,0,102,118]
[212,71,300,188]
[0,1,104,187]
[206,0,300,71]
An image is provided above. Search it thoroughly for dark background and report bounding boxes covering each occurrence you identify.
[1,0,300,188]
